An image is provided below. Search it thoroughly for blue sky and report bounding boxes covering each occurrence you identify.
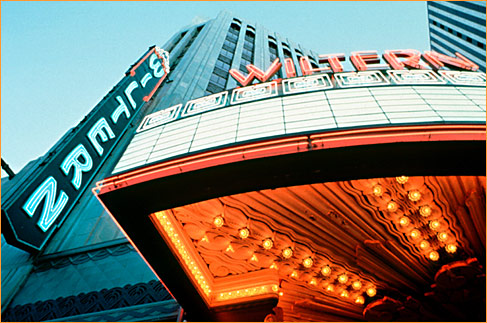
[1,1,430,175]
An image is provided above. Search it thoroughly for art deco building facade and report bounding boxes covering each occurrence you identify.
[427,1,486,72]
[2,11,486,322]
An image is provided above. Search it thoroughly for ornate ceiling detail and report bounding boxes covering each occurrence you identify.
[364,258,485,321]
[150,175,485,320]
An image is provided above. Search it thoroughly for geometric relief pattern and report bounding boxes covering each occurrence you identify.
[2,280,174,322]
[162,176,485,321]
[34,243,134,272]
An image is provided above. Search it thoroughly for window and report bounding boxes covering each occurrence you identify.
[206,23,240,94]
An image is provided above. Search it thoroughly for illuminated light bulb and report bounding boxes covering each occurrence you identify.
[262,238,273,250]
[419,240,430,250]
[445,244,457,254]
[279,291,284,297]
[338,274,349,284]
[326,284,335,292]
[201,235,209,243]
[387,201,398,212]
[340,290,349,298]
[437,232,448,242]
[321,265,332,276]
[429,250,440,261]
[251,254,259,262]
[408,190,421,202]
[309,278,317,286]
[213,216,224,228]
[272,285,279,292]
[372,185,383,197]
[429,220,441,231]
[226,244,235,252]
[270,262,278,270]
[420,205,432,217]
[239,227,250,239]
[396,176,409,184]
[355,296,365,304]
[290,270,299,279]
[302,257,313,268]
[399,216,410,227]
[282,247,293,259]
[352,280,362,290]
[408,229,420,240]
[366,286,376,297]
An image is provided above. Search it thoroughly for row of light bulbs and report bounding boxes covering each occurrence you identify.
[372,176,458,261]
[155,212,212,296]
[212,214,377,304]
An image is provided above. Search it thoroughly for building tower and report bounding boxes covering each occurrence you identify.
[2,11,323,322]
[427,1,486,72]
[3,10,486,322]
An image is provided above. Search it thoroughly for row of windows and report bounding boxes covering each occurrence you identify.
[429,1,486,27]
[431,20,486,49]
[240,29,255,74]
[205,22,241,95]
[269,39,281,79]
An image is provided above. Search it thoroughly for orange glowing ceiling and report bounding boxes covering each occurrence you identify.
[149,175,485,321]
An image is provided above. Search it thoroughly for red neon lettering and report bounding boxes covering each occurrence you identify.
[299,56,334,76]
[229,58,282,86]
[423,51,479,71]
[383,49,424,70]
[350,50,389,71]
[318,54,345,73]
[299,56,314,76]
[284,58,296,78]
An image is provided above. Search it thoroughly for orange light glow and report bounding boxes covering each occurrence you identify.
[239,227,250,239]
[366,286,376,297]
[270,262,279,270]
[338,274,348,284]
[429,220,441,231]
[420,205,432,217]
[153,212,211,296]
[303,257,313,268]
[282,247,293,259]
[340,290,349,298]
[309,278,318,286]
[226,244,235,252]
[262,238,273,250]
[396,176,409,184]
[352,280,362,290]
[372,185,383,197]
[408,190,421,202]
[321,265,331,276]
[213,216,224,228]
[399,216,410,227]
[215,284,279,302]
[437,232,448,242]
[410,229,421,240]
[290,270,299,279]
[355,296,365,304]
[279,291,284,297]
[420,240,430,250]
[387,201,398,212]
[429,250,440,261]
[445,244,457,253]
[251,254,259,262]
[326,284,335,292]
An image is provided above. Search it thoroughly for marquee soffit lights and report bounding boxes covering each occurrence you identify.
[144,175,476,310]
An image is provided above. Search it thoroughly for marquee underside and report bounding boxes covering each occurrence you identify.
[95,124,485,321]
